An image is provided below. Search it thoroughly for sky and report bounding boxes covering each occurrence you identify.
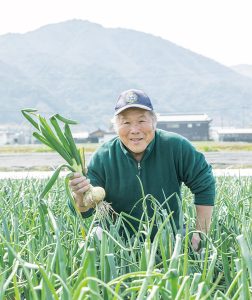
[0,0,252,66]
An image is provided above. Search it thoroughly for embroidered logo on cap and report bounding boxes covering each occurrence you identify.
[125,92,138,103]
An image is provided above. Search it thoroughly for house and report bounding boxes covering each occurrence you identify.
[216,128,252,142]
[0,131,9,145]
[98,132,117,144]
[88,129,107,143]
[156,113,212,141]
[0,130,27,145]
[72,132,89,143]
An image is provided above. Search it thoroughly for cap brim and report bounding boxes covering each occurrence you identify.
[114,104,152,116]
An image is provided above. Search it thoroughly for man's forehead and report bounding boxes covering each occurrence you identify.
[119,110,149,119]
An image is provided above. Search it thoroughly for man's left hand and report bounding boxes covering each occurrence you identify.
[191,232,201,251]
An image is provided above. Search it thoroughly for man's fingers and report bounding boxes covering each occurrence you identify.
[73,184,90,194]
[191,232,202,252]
[71,179,88,188]
[69,173,91,194]
[70,176,90,187]
[192,239,200,251]
[69,172,82,180]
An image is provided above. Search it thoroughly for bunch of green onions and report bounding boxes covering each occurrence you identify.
[21,109,111,230]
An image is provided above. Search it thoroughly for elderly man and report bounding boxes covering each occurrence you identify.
[70,89,215,250]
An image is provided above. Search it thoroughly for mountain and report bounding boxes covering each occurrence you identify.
[0,19,252,130]
[231,64,252,79]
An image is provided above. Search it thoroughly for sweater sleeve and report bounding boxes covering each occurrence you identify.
[178,138,216,205]
[87,151,106,188]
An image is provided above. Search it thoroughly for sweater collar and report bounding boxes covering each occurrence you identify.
[119,131,156,161]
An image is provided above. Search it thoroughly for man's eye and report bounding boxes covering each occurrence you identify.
[123,122,130,125]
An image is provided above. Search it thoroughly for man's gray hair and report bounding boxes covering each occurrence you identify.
[112,110,157,133]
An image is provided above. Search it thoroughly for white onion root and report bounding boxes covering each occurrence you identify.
[83,185,114,218]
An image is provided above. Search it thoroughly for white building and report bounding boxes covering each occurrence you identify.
[0,131,18,145]
[0,131,9,145]
[0,129,31,145]
[216,128,252,142]
[72,132,89,143]
[99,132,117,144]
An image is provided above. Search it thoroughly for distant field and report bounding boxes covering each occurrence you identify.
[193,141,252,152]
[1,141,252,153]
[0,143,100,153]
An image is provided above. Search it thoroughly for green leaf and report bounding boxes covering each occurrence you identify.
[21,108,38,113]
[87,249,99,293]
[38,115,59,140]
[64,124,81,166]
[33,132,53,149]
[38,120,73,165]
[54,113,78,125]
[40,164,74,199]
[37,265,59,300]
[21,109,40,130]
[50,116,72,155]
[79,147,86,175]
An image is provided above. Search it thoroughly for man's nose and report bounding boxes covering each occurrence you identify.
[130,123,140,133]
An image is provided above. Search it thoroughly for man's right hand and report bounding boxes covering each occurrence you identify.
[69,172,93,212]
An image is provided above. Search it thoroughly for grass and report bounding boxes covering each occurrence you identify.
[1,141,252,154]
[0,143,100,154]
[192,141,252,152]
[0,176,251,299]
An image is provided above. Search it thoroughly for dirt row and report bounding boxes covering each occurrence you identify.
[1,151,252,171]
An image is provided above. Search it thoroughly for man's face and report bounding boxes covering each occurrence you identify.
[116,108,155,159]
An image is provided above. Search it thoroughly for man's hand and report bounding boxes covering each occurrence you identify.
[191,232,201,251]
[69,172,93,212]
[195,205,213,233]
[192,205,213,251]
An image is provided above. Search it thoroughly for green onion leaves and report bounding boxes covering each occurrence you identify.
[21,108,84,199]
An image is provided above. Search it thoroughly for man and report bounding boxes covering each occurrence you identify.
[70,89,215,250]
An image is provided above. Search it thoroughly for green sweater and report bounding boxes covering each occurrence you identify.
[84,129,215,232]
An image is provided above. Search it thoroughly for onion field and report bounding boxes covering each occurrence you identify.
[0,176,251,299]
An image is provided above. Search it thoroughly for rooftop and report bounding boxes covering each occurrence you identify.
[217,128,252,134]
[157,113,211,122]
[72,132,89,139]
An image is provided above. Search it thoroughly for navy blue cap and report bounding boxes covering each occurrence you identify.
[114,89,154,115]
